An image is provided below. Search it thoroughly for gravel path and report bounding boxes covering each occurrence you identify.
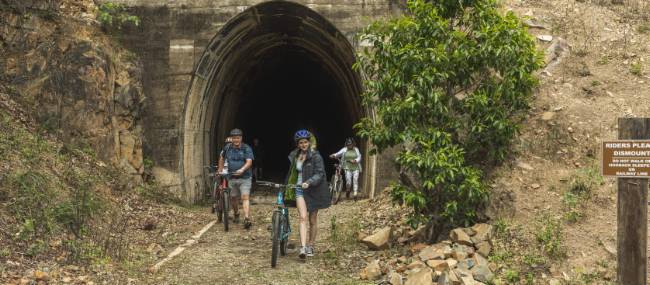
[148,197,369,285]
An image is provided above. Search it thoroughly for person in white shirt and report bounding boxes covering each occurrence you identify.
[329,138,362,200]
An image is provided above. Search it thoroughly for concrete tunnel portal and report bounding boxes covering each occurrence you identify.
[180,1,373,202]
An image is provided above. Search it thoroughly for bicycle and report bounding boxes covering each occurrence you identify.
[329,157,344,205]
[256,180,301,268]
[205,166,232,232]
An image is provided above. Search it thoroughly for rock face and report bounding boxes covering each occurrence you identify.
[362,227,392,250]
[0,0,146,182]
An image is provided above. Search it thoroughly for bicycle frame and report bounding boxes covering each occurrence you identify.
[275,189,291,241]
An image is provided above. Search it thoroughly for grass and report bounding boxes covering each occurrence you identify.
[560,164,604,223]
[638,22,650,34]
[327,215,362,262]
[630,62,643,76]
[0,109,134,266]
[535,214,565,259]
[503,269,520,283]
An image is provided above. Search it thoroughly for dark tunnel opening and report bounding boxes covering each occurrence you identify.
[224,48,355,181]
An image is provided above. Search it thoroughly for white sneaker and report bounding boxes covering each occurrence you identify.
[299,246,307,259]
[306,246,314,257]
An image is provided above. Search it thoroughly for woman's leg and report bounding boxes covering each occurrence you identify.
[308,210,318,246]
[345,170,353,191]
[352,170,360,196]
[296,196,308,248]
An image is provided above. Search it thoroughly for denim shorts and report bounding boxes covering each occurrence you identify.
[229,178,252,197]
[295,187,304,198]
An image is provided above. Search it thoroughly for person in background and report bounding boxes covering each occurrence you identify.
[252,138,265,181]
[330,137,362,200]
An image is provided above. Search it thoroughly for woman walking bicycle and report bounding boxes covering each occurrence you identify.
[330,137,362,200]
[286,129,331,259]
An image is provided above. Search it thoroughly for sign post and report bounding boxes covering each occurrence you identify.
[602,118,650,285]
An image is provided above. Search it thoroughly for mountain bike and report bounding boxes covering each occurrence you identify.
[256,181,301,268]
[329,157,344,205]
[205,166,232,232]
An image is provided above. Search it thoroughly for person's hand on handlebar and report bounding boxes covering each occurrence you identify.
[301,182,309,189]
[329,154,335,159]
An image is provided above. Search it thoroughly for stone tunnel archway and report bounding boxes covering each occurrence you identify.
[179,1,375,202]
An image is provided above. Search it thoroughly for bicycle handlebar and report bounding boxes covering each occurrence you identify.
[256,181,301,189]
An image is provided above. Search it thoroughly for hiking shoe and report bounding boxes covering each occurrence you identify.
[216,211,223,223]
[306,246,314,257]
[299,247,307,259]
[234,214,240,224]
[243,218,252,230]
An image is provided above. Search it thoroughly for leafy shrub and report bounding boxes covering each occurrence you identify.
[56,168,102,238]
[355,0,542,233]
[97,2,140,30]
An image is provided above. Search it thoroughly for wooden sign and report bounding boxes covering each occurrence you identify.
[602,140,650,178]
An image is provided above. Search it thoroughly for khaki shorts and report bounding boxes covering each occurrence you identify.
[229,178,252,197]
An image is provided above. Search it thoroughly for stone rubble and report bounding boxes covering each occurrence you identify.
[360,223,496,285]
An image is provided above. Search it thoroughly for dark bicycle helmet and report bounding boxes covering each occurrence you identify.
[345,137,355,146]
[294,129,312,143]
[229,128,243,136]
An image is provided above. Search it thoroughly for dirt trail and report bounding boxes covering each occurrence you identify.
[147,196,368,285]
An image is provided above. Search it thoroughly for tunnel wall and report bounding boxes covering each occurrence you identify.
[112,0,402,201]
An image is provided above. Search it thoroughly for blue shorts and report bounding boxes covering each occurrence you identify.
[295,187,304,198]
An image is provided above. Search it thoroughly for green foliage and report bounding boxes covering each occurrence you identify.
[630,62,643,76]
[535,214,565,259]
[355,0,542,228]
[97,2,140,30]
[503,269,520,283]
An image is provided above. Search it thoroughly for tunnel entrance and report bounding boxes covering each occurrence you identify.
[180,1,373,202]
[234,49,354,180]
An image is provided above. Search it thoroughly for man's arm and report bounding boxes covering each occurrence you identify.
[217,152,225,173]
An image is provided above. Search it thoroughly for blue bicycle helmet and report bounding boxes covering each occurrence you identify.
[294,129,312,143]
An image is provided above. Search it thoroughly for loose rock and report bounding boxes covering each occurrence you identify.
[472,224,494,243]
[390,271,404,285]
[361,260,382,280]
[450,229,473,246]
[426,259,448,271]
[476,242,491,257]
[419,244,447,261]
[362,227,392,250]
[405,267,433,285]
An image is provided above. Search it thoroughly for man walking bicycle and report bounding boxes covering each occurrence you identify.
[218,128,255,229]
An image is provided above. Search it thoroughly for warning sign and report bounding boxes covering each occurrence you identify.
[602,140,650,177]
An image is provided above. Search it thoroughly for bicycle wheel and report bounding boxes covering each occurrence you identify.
[279,215,289,256]
[335,175,344,204]
[271,211,281,267]
[330,174,340,205]
[222,189,230,232]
